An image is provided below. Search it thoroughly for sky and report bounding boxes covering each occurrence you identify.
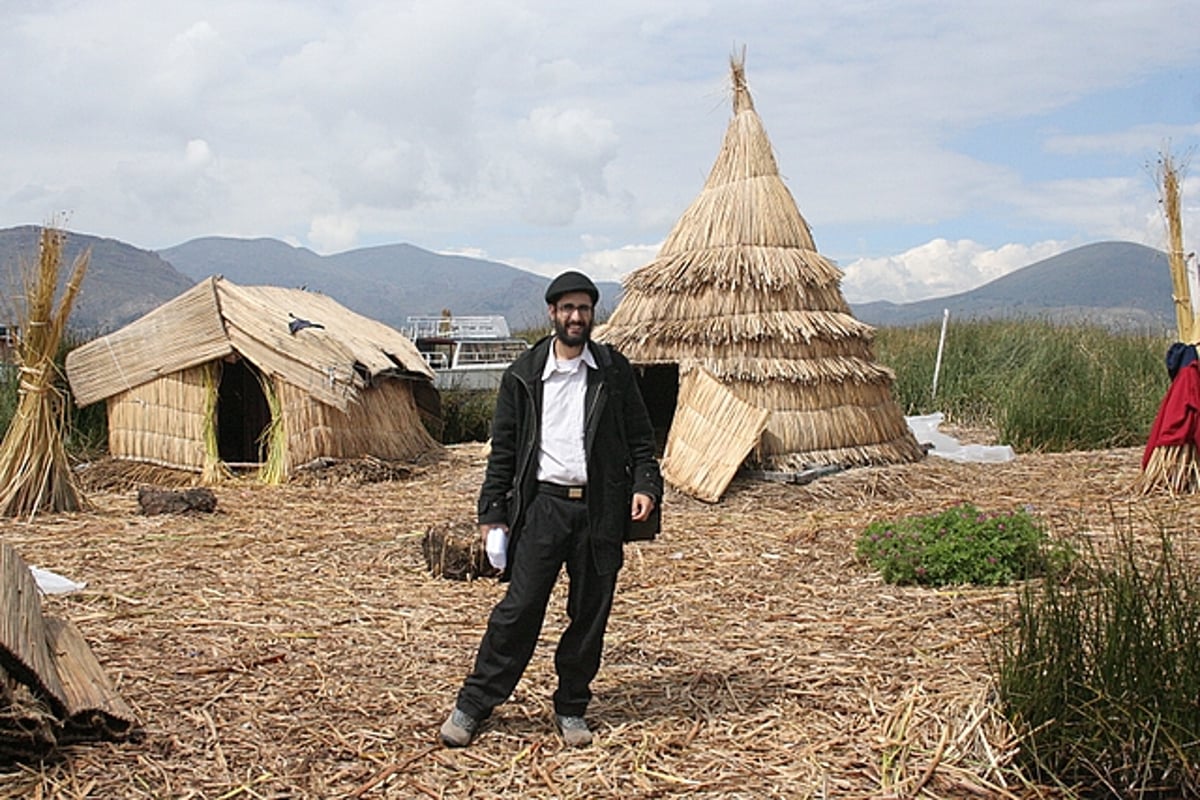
[2,1,1199,304]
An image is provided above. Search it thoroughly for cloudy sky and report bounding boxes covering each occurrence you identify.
[2,1,1199,303]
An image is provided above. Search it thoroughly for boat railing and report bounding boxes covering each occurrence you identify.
[420,351,450,369]
[454,340,529,366]
[406,315,512,340]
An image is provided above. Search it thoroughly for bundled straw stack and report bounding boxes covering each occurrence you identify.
[0,226,89,517]
[1136,150,1197,495]
[597,55,922,476]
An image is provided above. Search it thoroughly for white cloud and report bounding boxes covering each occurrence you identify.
[1044,123,1200,157]
[0,0,1198,300]
[308,214,359,254]
[184,139,212,166]
[839,239,1069,304]
[578,242,661,283]
[439,246,490,261]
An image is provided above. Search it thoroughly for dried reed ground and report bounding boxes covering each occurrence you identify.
[0,441,1181,799]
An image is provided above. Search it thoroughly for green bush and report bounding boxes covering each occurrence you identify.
[855,503,1052,586]
[58,331,107,456]
[0,329,107,457]
[874,319,1168,451]
[437,388,497,443]
[994,527,1200,797]
[0,365,19,436]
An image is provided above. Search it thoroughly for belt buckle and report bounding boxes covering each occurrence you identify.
[568,487,584,500]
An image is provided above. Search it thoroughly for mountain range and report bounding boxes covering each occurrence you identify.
[851,241,1173,332]
[0,226,1178,336]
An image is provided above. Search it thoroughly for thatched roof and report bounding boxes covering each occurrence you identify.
[595,56,922,482]
[65,276,434,411]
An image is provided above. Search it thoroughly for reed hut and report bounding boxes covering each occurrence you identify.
[64,276,439,481]
[595,56,923,500]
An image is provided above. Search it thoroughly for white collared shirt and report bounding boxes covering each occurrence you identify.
[537,341,596,485]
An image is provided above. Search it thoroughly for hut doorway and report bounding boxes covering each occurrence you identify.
[635,364,678,455]
[216,358,271,465]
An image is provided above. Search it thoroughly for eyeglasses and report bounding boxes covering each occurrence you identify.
[556,303,593,316]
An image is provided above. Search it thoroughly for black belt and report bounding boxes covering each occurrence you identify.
[538,482,586,501]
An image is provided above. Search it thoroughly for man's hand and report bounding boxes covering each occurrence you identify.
[630,492,655,522]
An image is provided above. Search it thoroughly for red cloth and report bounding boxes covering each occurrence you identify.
[1143,361,1200,468]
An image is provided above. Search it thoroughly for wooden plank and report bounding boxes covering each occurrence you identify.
[43,617,137,741]
[744,465,844,485]
[0,543,66,717]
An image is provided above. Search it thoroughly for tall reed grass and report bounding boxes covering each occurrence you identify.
[0,330,107,457]
[875,319,1169,451]
[436,388,496,443]
[993,521,1200,796]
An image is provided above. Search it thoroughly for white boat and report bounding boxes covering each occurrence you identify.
[406,315,529,391]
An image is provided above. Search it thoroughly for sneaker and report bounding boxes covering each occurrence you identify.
[440,708,479,747]
[555,714,593,747]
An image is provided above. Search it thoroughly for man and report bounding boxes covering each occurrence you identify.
[440,270,662,748]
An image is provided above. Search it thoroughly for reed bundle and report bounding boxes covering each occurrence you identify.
[1160,151,1192,342]
[1139,148,1196,493]
[1135,443,1200,495]
[255,373,287,485]
[0,227,89,517]
[200,362,232,484]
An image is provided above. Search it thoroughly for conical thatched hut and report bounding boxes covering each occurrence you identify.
[596,56,923,500]
[65,276,440,481]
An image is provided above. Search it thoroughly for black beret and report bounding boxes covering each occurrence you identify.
[544,271,599,305]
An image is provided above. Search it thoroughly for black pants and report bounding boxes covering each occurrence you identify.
[456,492,617,719]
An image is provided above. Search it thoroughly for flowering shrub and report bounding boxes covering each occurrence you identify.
[855,503,1049,586]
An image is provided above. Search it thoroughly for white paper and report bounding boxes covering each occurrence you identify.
[906,413,1015,463]
[30,566,87,595]
[486,527,508,569]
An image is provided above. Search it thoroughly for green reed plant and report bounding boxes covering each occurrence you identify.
[855,503,1052,586]
[874,319,1168,451]
[60,335,107,457]
[0,328,107,456]
[437,388,497,443]
[0,363,19,437]
[993,523,1200,797]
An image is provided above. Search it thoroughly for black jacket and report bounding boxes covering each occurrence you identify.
[477,335,663,578]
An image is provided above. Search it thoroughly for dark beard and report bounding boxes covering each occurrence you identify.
[553,315,592,348]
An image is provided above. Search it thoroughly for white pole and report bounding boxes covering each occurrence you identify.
[931,308,949,401]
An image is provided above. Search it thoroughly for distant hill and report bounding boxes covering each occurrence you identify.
[850,241,1174,333]
[0,226,196,332]
[0,228,1178,338]
[160,237,623,333]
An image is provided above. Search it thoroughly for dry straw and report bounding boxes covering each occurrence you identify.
[0,226,89,517]
[1137,148,1195,495]
[255,372,287,485]
[661,368,769,501]
[1160,150,1192,343]
[200,362,232,484]
[0,438,1168,797]
[596,54,923,486]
